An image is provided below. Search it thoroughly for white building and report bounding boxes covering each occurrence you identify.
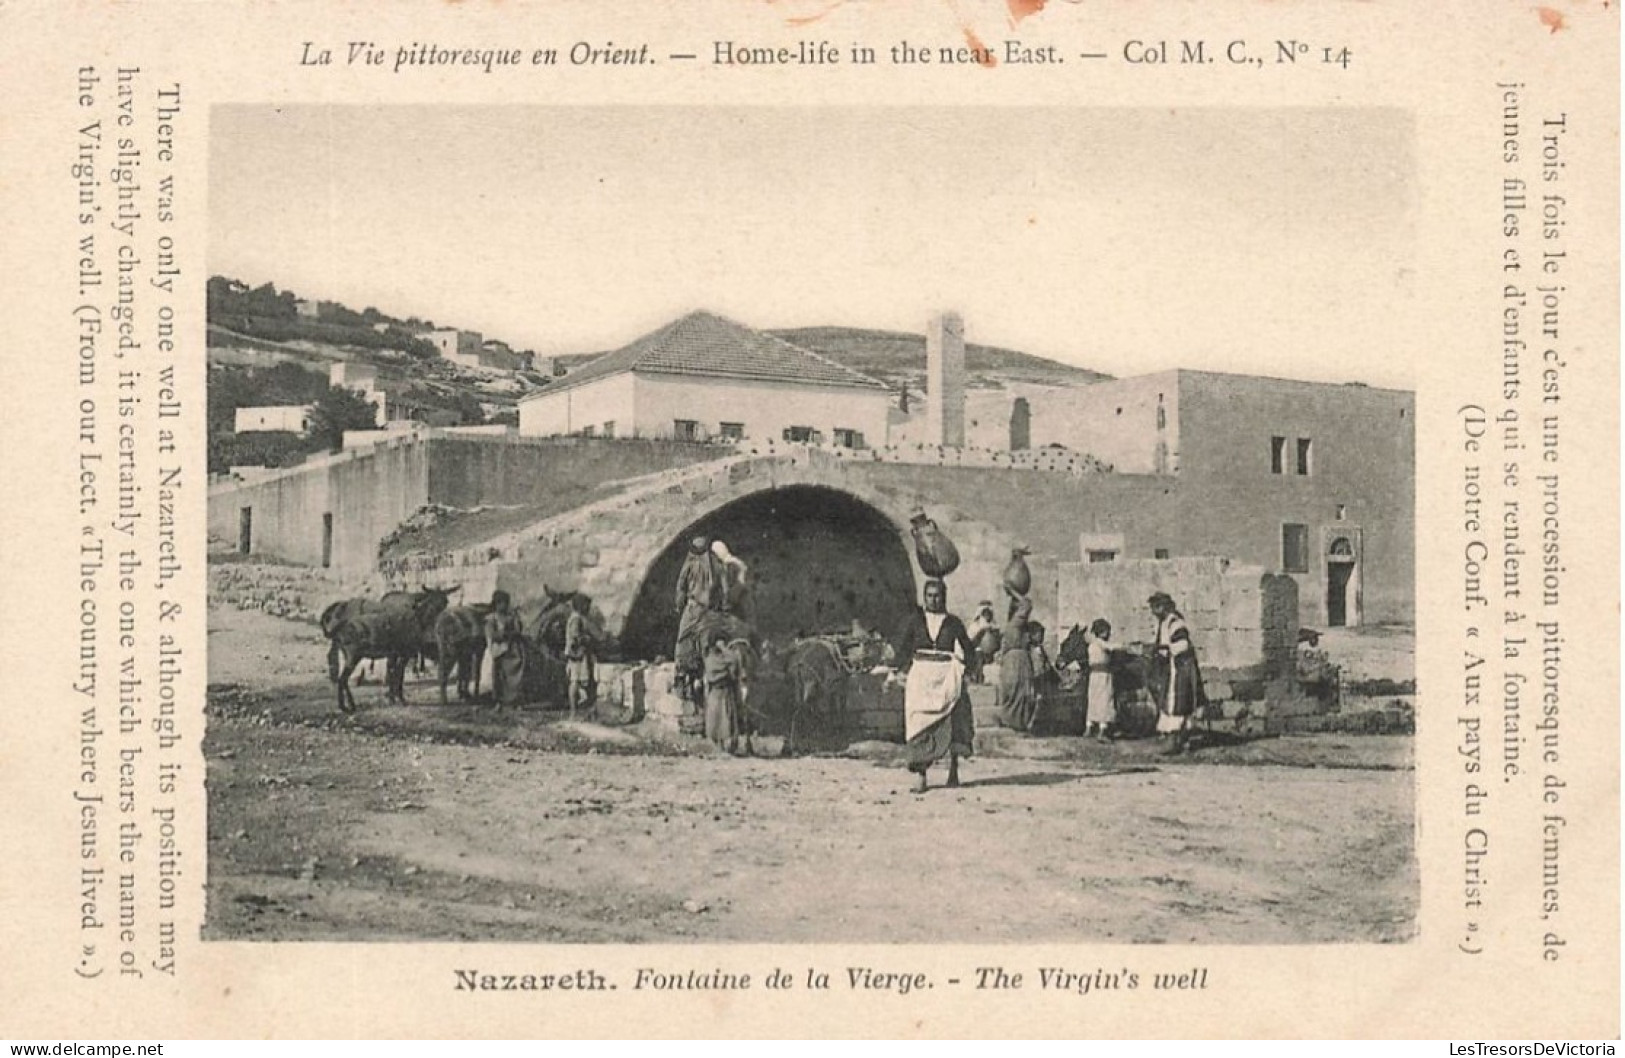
[518,311,893,446]
[234,405,312,434]
[329,361,389,426]
[329,361,379,389]
[426,329,485,367]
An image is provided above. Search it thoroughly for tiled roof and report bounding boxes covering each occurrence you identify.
[522,311,891,400]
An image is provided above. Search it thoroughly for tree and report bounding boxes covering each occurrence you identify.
[305,386,381,452]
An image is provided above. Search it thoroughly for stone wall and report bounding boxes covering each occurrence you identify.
[425,435,729,509]
[630,661,906,744]
[1056,556,1298,677]
[208,558,374,625]
[206,435,433,575]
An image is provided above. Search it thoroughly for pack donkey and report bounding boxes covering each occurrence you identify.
[330,586,457,712]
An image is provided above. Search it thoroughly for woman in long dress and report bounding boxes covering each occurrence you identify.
[1084,618,1117,741]
[1149,592,1207,753]
[895,578,978,792]
[482,590,527,707]
[995,596,1040,732]
[702,631,744,753]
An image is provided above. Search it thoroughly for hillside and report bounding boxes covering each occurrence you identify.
[206,277,552,405]
[206,276,558,473]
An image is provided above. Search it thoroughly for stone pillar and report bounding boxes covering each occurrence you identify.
[926,312,966,448]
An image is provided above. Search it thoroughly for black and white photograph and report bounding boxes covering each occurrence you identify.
[203,105,1417,945]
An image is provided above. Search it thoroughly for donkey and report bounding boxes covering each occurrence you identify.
[434,603,491,705]
[331,586,457,712]
[321,591,414,683]
[780,637,849,755]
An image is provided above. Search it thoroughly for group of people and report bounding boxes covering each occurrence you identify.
[895,581,1208,792]
[473,538,1208,779]
[967,596,1118,741]
[479,588,599,716]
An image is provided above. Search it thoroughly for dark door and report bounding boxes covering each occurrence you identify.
[321,512,333,569]
[238,506,253,555]
[1327,561,1353,627]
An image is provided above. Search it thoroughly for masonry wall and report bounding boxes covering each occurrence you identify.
[895,384,1086,453]
[1056,557,1298,677]
[1025,371,1180,474]
[424,435,727,509]
[1171,372,1415,625]
[207,438,432,574]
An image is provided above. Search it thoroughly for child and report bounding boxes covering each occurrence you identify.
[563,594,597,719]
[1084,618,1116,741]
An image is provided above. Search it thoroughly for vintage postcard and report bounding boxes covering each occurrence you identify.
[0,0,1616,1041]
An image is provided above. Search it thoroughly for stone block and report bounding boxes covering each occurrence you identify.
[1229,678,1267,703]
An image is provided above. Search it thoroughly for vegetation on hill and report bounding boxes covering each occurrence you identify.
[207,276,549,472]
[207,277,444,359]
[206,362,386,474]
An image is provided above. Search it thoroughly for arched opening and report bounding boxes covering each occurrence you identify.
[620,485,918,658]
[1326,532,1360,628]
[1009,398,1031,451]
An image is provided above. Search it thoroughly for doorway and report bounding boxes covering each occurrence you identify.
[238,506,253,555]
[1325,532,1360,627]
[321,512,333,569]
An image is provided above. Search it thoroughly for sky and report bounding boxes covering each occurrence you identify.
[209,105,1416,387]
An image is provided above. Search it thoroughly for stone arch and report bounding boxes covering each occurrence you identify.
[619,483,919,659]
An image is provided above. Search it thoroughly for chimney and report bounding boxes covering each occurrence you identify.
[926,312,966,447]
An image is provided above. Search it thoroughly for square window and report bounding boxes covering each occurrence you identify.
[673,419,700,441]
[1270,436,1286,474]
[1087,549,1118,564]
[601,421,615,439]
[833,428,865,449]
[718,422,744,440]
[1296,438,1313,475]
[1154,548,1170,560]
[783,425,815,443]
[1282,523,1310,573]
[580,424,596,438]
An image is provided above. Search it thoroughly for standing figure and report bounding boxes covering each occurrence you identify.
[482,590,526,708]
[702,630,745,754]
[967,600,1002,683]
[1084,618,1117,741]
[1150,592,1207,754]
[995,596,1040,732]
[674,535,726,701]
[894,578,979,793]
[563,593,597,719]
[712,539,753,624]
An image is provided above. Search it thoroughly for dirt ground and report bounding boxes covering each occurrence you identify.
[205,602,1417,945]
